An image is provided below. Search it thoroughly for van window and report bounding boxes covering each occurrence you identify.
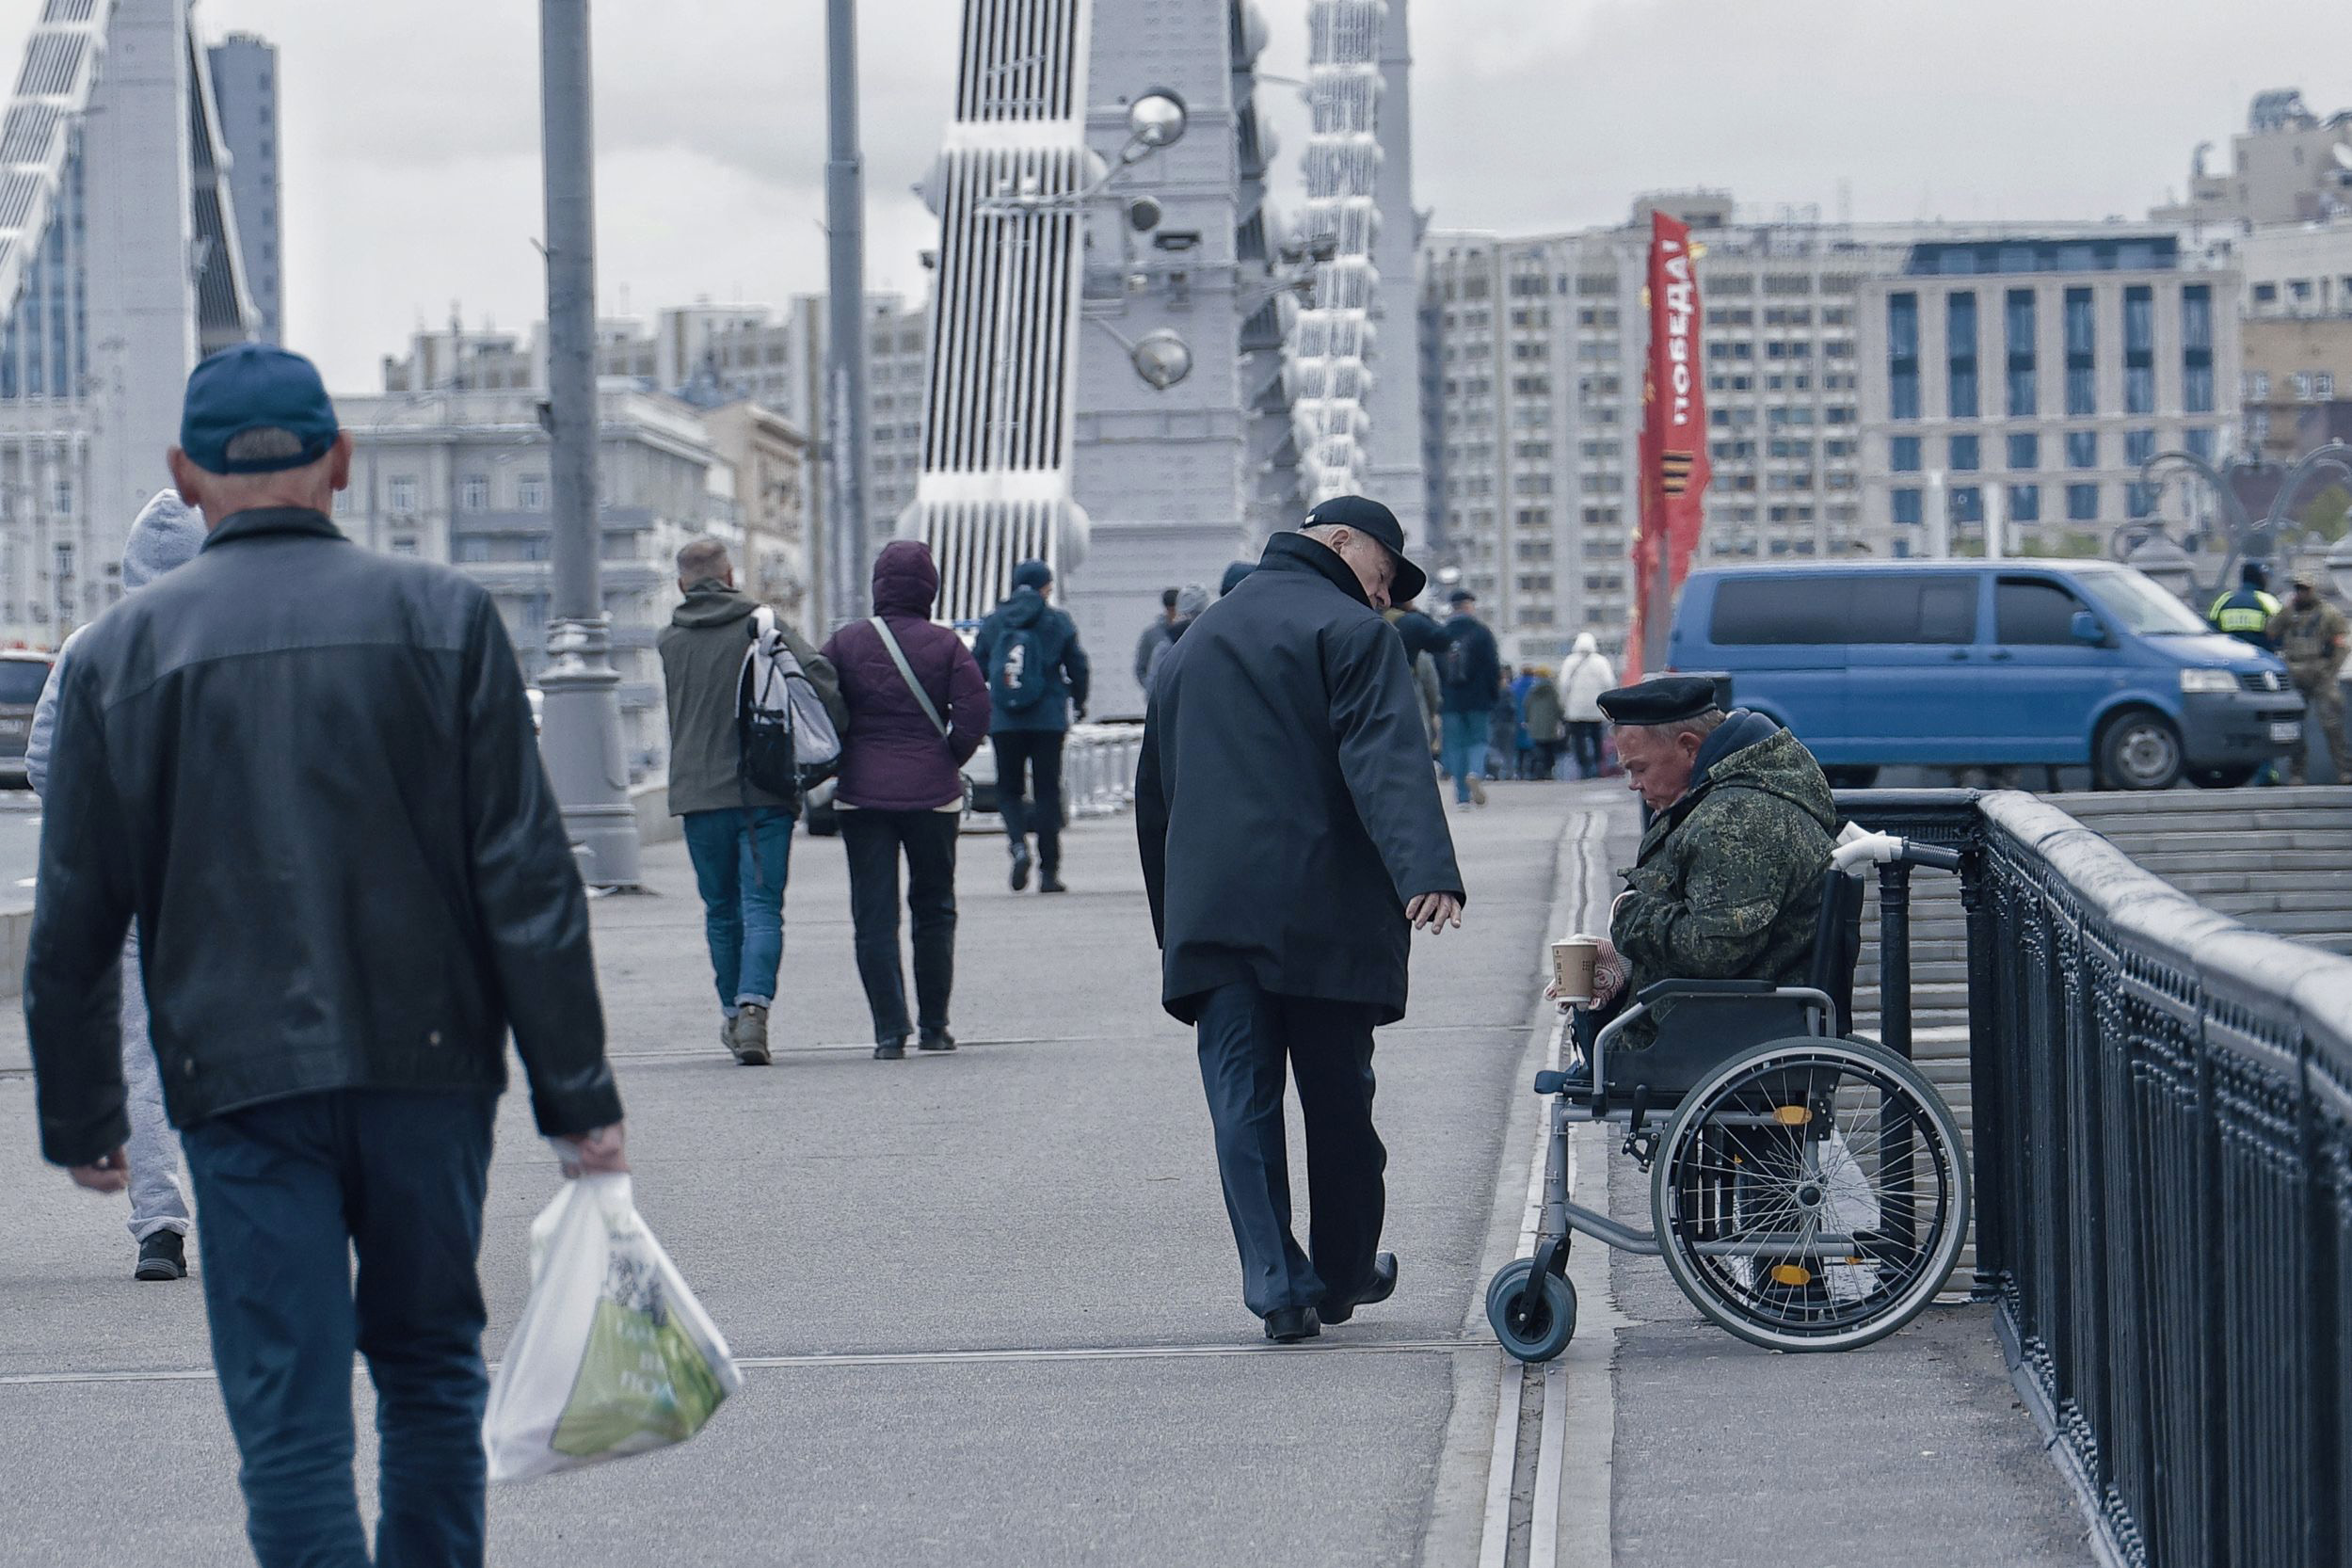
[1995,578,2085,645]
[1709,577,1847,644]
[1848,575,1978,644]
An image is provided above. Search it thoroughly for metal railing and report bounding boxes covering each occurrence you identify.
[1844,788,2352,1568]
[1062,722,1143,819]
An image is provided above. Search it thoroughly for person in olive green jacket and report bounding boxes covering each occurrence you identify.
[2269,570,2350,785]
[658,537,846,1064]
[1576,676,1837,1052]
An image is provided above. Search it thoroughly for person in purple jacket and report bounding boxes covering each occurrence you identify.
[821,541,992,1059]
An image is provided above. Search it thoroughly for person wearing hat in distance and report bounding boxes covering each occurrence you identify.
[1138,495,1466,1345]
[1552,676,1837,1061]
[24,344,625,1566]
[2268,571,2349,785]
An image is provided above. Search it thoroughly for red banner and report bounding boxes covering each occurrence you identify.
[1625,211,1711,680]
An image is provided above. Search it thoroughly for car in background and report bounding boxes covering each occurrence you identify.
[0,649,54,786]
[1668,561,2303,792]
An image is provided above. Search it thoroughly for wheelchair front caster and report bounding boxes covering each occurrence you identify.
[1485,1257,1577,1364]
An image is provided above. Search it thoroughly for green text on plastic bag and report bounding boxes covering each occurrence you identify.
[551,1295,728,1459]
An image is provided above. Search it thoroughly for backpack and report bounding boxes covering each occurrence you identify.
[1442,631,1474,691]
[987,617,1053,714]
[736,607,840,811]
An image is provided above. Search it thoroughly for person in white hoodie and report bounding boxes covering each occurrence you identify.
[24,489,209,1280]
[1558,632,1617,780]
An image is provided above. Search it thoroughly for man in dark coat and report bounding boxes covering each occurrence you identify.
[1138,494,1465,1344]
[971,558,1091,893]
[1438,589,1502,808]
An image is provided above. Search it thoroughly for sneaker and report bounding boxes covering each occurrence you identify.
[1010,841,1032,892]
[1468,775,1488,807]
[731,1003,772,1066]
[135,1231,187,1282]
[1039,873,1067,894]
[874,1037,907,1061]
[918,1028,957,1053]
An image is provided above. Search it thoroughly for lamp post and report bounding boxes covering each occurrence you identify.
[2122,441,2352,603]
[536,0,640,888]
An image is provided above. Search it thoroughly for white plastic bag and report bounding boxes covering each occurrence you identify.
[482,1174,743,1482]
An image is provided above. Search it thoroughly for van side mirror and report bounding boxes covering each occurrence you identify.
[2070,611,2106,647]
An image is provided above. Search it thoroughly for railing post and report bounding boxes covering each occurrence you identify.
[1878,860,1916,1257]
[1960,848,2003,1297]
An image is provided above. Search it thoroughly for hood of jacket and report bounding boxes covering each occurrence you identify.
[1012,559,1052,593]
[1697,716,1836,833]
[122,489,206,591]
[670,579,761,630]
[1572,632,1598,656]
[873,540,940,617]
[999,584,1048,630]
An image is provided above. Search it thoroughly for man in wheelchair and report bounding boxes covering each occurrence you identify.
[1573,676,1838,1064]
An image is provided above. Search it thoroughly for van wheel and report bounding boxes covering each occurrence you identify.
[2188,765,2259,790]
[1823,766,1880,790]
[2096,710,2184,792]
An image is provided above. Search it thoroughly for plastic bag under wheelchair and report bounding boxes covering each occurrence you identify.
[482,1174,742,1482]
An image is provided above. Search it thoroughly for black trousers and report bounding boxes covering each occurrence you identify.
[991,730,1066,873]
[840,808,960,1045]
[1567,721,1604,778]
[1193,980,1386,1317]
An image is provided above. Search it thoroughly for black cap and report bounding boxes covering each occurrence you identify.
[1303,495,1427,603]
[1448,587,1476,606]
[1596,675,1721,727]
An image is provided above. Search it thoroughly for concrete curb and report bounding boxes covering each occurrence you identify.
[0,899,27,1002]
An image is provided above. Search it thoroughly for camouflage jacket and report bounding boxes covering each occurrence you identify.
[1609,722,1838,1048]
[2269,600,2349,688]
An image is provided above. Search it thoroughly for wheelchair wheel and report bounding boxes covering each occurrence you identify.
[1649,1035,1969,1353]
[1485,1258,1577,1363]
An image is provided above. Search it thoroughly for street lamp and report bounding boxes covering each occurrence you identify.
[2123,531,2197,601]
[1129,329,1193,391]
[2123,440,2352,601]
[1124,90,1189,159]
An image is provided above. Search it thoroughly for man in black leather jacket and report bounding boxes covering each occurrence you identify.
[25,344,624,1567]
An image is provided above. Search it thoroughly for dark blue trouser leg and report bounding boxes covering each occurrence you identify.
[1194,981,1321,1317]
[1282,996,1387,1304]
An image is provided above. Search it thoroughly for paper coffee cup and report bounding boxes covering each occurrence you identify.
[1551,934,1601,1004]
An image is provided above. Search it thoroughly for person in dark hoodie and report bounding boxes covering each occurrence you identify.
[658,537,846,1065]
[971,558,1091,893]
[1571,676,1837,1053]
[24,490,210,1282]
[821,542,991,1059]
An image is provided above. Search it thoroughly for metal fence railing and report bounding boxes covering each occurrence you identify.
[1844,787,2352,1568]
[1063,723,1143,820]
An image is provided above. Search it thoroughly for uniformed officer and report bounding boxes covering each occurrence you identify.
[2209,561,2282,651]
[1572,677,1839,1052]
[2270,571,2350,785]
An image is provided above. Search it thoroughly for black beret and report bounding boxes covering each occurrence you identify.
[1596,675,1721,727]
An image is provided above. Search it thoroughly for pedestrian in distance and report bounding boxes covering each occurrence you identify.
[1437,587,1502,808]
[1220,558,1256,597]
[1383,596,1446,756]
[972,558,1091,894]
[1559,632,1616,779]
[1522,666,1566,781]
[1133,585,1180,691]
[2210,560,2281,652]
[1144,582,1211,692]
[658,536,846,1065]
[25,344,627,1568]
[1490,674,1521,779]
[24,489,208,1282]
[2269,569,2350,785]
[1138,494,1466,1344]
[821,540,990,1059]
[1509,666,1541,778]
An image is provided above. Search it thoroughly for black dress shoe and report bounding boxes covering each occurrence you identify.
[1320,1252,1399,1324]
[873,1038,907,1061]
[1010,842,1032,892]
[917,1029,956,1053]
[1038,873,1067,894]
[1264,1305,1321,1343]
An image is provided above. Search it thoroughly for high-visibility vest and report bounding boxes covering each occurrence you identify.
[2209,588,2280,636]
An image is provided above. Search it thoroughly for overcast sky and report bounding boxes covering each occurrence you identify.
[26,0,2351,391]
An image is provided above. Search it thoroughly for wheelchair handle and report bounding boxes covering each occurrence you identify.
[1832,826,1962,875]
[1901,840,1963,872]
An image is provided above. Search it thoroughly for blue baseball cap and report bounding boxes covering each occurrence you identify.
[179,344,342,474]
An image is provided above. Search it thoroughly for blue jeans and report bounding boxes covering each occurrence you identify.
[1441,710,1492,803]
[181,1089,498,1568]
[682,808,793,1011]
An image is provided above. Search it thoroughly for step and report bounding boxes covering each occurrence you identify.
[2163,870,2352,896]
[2094,828,2352,855]
[2076,809,2352,836]
[2051,786,2352,815]
[2199,890,2352,919]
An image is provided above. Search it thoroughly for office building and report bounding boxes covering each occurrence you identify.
[207,32,280,344]
[1856,235,2241,558]
[2153,89,2352,231]
[337,387,734,775]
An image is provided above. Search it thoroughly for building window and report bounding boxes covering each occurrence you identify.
[1946,292,1979,419]
[2064,287,2096,416]
[453,537,490,563]
[2005,289,2037,417]
[2185,426,2217,463]
[2067,483,2100,521]
[390,536,419,557]
[388,475,419,515]
[1891,436,1922,472]
[1949,485,1983,524]
[519,475,548,511]
[1888,293,1919,421]
[2008,484,2041,523]
[2182,283,2215,413]
[460,475,488,512]
[1949,434,1981,472]
[2246,370,2271,401]
[2066,430,2098,469]
[2318,372,2338,401]
[2123,284,2155,415]
[2124,428,2156,467]
[2127,482,2159,520]
[1892,488,1924,527]
[2007,432,2040,470]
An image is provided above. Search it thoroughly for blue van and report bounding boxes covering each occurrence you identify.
[1668,562,2304,791]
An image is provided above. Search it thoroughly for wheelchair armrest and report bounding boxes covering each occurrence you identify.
[1633,978,1778,1005]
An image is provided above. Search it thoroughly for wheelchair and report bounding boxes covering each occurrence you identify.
[1487,828,1973,1359]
